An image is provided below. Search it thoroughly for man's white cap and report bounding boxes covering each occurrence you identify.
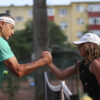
[73,33,100,46]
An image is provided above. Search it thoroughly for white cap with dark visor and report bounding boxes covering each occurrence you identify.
[73,33,100,46]
[0,16,15,26]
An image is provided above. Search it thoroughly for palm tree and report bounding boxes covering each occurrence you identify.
[33,0,49,99]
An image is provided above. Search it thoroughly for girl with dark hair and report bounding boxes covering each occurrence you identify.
[42,33,100,100]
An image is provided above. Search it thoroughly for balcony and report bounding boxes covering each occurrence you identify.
[48,16,54,21]
[89,25,100,30]
[88,12,100,17]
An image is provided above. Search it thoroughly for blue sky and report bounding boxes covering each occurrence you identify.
[0,0,33,6]
[0,0,100,6]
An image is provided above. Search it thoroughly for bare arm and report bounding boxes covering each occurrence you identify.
[3,53,52,77]
[42,51,78,80]
[90,59,100,85]
[48,63,77,80]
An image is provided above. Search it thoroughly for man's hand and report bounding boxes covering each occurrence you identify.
[41,51,52,65]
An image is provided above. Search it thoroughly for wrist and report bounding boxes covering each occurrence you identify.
[48,63,54,69]
[40,58,46,66]
[48,63,53,66]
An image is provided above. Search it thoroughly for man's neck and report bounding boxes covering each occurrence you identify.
[0,33,2,37]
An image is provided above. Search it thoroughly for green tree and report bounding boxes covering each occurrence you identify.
[48,21,66,47]
[8,22,33,63]
[8,20,67,63]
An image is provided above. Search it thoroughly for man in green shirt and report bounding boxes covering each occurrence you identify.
[0,13,52,84]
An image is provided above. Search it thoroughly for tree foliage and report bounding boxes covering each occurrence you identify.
[48,21,67,47]
[8,20,67,62]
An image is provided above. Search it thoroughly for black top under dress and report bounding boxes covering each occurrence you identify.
[79,60,100,100]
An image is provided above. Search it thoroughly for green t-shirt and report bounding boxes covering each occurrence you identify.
[0,37,14,84]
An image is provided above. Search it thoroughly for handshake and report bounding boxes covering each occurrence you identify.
[40,51,52,65]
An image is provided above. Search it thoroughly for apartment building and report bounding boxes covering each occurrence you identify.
[0,1,100,42]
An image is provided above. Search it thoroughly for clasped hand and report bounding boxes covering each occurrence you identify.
[41,51,52,65]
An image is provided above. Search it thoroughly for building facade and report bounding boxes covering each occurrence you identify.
[0,1,100,43]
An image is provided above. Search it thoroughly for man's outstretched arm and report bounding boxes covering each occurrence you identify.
[3,53,52,77]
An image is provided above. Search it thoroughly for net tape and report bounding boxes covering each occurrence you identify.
[44,72,72,99]
[44,72,61,91]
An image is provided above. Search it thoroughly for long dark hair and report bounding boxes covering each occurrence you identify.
[84,42,100,61]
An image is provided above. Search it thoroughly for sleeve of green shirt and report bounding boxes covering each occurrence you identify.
[0,37,14,85]
[0,38,14,62]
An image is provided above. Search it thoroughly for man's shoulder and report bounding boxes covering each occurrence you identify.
[0,36,7,42]
[0,37,9,48]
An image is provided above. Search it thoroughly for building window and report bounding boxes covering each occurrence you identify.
[28,10,33,17]
[89,17,100,25]
[77,32,83,38]
[77,5,85,12]
[77,18,84,25]
[47,8,54,16]
[88,4,100,12]
[59,8,67,16]
[59,22,67,30]
[15,16,23,22]
[90,30,100,36]
[89,18,95,25]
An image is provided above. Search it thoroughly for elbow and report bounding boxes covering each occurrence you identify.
[16,72,23,78]
[13,72,23,78]
[13,67,24,78]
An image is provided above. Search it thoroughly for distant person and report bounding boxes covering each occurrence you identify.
[42,33,100,100]
[0,13,52,84]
